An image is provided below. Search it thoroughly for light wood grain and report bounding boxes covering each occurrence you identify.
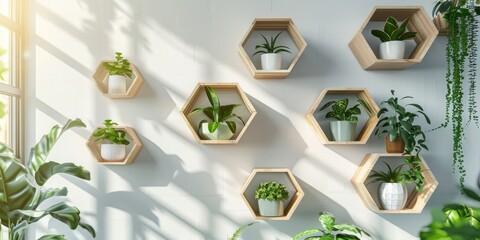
[92,61,144,99]
[351,153,438,213]
[240,168,305,220]
[86,126,143,165]
[348,6,438,70]
[238,18,307,79]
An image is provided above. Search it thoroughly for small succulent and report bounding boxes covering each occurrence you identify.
[252,32,291,56]
[255,181,289,201]
[371,17,417,42]
[103,52,133,78]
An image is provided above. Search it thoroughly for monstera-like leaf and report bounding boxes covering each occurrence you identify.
[27,118,86,175]
[35,162,90,186]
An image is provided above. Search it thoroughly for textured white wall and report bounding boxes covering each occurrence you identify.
[24,0,480,239]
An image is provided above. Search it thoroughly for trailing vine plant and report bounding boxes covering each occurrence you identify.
[436,0,479,192]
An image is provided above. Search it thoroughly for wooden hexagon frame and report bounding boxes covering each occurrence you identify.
[305,88,379,145]
[86,126,143,165]
[180,82,257,144]
[351,153,438,213]
[240,168,304,220]
[238,18,307,79]
[92,61,144,99]
[348,6,438,70]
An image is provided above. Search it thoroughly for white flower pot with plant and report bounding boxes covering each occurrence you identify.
[92,119,130,161]
[252,32,291,70]
[188,86,245,141]
[374,90,431,154]
[255,181,289,217]
[103,52,133,94]
[368,161,425,211]
[371,16,417,59]
[318,98,372,142]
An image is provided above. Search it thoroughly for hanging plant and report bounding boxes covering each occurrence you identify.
[435,0,479,192]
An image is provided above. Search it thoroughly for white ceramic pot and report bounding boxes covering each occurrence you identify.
[379,41,406,59]
[379,182,408,210]
[330,121,357,141]
[101,144,126,161]
[108,75,127,94]
[199,122,234,140]
[258,199,285,217]
[260,53,282,70]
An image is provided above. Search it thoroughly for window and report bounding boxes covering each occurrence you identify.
[0,0,23,157]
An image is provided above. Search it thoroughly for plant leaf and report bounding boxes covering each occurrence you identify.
[292,228,322,240]
[227,222,256,240]
[38,235,67,240]
[205,87,220,122]
[35,162,91,186]
[371,30,391,42]
[319,211,335,232]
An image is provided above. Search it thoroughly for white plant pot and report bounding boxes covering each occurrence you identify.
[199,122,234,140]
[101,144,126,161]
[108,75,127,94]
[260,53,282,70]
[258,199,285,217]
[379,182,408,210]
[379,41,406,59]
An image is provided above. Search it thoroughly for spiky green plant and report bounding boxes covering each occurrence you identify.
[252,32,291,56]
[368,162,404,184]
[371,16,417,42]
[319,98,372,123]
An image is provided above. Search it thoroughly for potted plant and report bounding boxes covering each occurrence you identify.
[293,211,373,240]
[0,119,95,239]
[103,52,133,94]
[374,90,431,153]
[188,86,245,140]
[227,222,256,240]
[368,162,409,210]
[433,0,479,192]
[432,0,480,32]
[254,181,289,217]
[252,31,291,70]
[371,16,417,59]
[318,97,372,141]
[92,119,130,161]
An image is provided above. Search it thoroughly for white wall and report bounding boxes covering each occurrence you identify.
[25,0,480,239]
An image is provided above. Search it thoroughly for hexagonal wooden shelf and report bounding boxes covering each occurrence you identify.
[238,18,307,79]
[351,153,438,213]
[240,168,304,220]
[92,61,144,99]
[180,82,257,144]
[86,126,143,165]
[348,6,438,70]
[305,88,379,145]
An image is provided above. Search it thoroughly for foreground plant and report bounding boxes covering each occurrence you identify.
[227,222,256,240]
[0,119,95,240]
[293,211,373,240]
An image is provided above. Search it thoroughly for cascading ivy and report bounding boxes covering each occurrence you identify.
[440,1,478,192]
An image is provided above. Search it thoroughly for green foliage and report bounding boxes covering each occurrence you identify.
[367,157,424,192]
[103,52,133,78]
[436,0,479,192]
[420,185,480,239]
[92,119,130,145]
[371,16,417,42]
[293,211,373,240]
[375,90,431,154]
[189,86,245,135]
[252,32,292,56]
[0,119,95,240]
[367,162,404,184]
[0,47,8,82]
[227,222,256,240]
[433,0,480,16]
[319,98,372,123]
[254,181,289,201]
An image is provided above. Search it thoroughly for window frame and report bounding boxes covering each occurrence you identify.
[0,0,24,159]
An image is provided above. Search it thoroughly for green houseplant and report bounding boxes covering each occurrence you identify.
[254,181,289,217]
[252,31,291,70]
[319,98,372,141]
[433,0,479,192]
[0,118,95,240]
[103,52,133,94]
[92,119,130,161]
[227,222,256,240]
[293,211,373,240]
[375,90,431,154]
[368,162,412,210]
[371,16,417,59]
[189,86,245,141]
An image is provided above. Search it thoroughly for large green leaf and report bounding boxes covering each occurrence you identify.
[29,187,68,210]
[205,87,220,122]
[35,162,91,186]
[319,212,335,232]
[79,221,96,238]
[27,119,86,175]
[12,202,81,229]
[0,154,35,223]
